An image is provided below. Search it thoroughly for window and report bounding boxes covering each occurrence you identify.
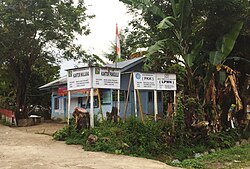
[78,96,99,108]
[54,97,59,110]
[148,91,153,102]
[112,90,118,101]
[101,90,111,104]
[112,90,128,102]
[157,92,162,102]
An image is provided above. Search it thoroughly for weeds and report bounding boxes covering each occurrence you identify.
[53,116,248,163]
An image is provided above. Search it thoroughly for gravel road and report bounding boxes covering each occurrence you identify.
[0,123,180,169]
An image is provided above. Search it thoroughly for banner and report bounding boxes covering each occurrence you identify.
[133,72,156,90]
[156,73,177,90]
[67,68,91,91]
[133,72,177,90]
[93,67,120,89]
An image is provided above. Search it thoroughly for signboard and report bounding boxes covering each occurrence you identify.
[58,87,67,96]
[133,72,156,90]
[156,73,177,90]
[67,68,91,90]
[133,72,177,90]
[93,67,120,89]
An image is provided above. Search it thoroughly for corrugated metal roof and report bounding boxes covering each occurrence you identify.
[104,57,144,72]
[39,76,67,89]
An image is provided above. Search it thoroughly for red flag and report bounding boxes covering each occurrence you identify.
[115,23,121,59]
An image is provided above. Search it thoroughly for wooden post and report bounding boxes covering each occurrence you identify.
[173,90,177,113]
[117,89,120,117]
[67,90,71,125]
[136,89,144,123]
[85,92,90,109]
[154,90,158,121]
[97,88,103,120]
[134,89,138,117]
[90,67,94,128]
[124,73,133,121]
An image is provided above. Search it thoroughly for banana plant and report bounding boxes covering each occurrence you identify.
[147,0,203,94]
[206,21,244,112]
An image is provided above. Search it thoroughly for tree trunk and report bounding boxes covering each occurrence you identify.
[13,62,32,120]
[16,77,29,119]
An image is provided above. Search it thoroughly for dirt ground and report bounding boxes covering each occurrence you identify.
[0,123,180,169]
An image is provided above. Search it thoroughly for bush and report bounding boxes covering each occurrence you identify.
[207,129,240,148]
[53,115,248,164]
[53,117,172,158]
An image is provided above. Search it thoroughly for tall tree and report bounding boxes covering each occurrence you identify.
[0,0,94,119]
[120,0,249,130]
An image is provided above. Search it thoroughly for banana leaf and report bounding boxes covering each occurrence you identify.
[209,21,243,65]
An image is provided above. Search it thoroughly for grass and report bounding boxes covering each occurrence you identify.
[174,143,250,169]
[53,118,250,169]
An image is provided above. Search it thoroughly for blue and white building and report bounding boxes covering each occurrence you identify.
[40,57,176,121]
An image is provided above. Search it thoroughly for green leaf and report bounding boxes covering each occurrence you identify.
[157,16,175,30]
[209,51,224,65]
[184,54,195,67]
[221,21,243,58]
[209,21,243,65]
[184,40,203,67]
[123,0,166,18]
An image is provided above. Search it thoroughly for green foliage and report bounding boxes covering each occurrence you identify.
[208,129,241,148]
[54,117,172,158]
[173,95,186,145]
[0,118,13,126]
[175,159,204,169]
[53,119,85,144]
[209,21,244,65]
[176,143,250,169]
[53,117,249,164]
[0,0,94,116]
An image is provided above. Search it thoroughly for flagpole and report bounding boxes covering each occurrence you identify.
[116,23,121,118]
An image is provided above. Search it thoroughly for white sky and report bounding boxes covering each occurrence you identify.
[60,0,132,76]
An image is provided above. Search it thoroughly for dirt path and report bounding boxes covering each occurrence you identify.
[0,124,180,169]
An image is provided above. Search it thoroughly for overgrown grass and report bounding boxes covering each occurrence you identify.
[53,117,172,158]
[53,117,250,165]
[0,118,13,126]
[173,143,250,169]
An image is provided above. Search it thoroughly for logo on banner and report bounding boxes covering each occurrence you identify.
[135,73,141,80]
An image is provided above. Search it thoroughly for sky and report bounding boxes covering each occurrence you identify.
[60,0,132,76]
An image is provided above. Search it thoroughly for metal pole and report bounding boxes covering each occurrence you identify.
[154,90,158,121]
[117,89,120,117]
[134,89,138,117]
[67,90,71,125]
[173,90,177,113]
[90,67,94,128]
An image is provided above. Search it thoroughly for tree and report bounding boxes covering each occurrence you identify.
[0,0,94,119]
[120,0,249,130]
[104,28,148,62]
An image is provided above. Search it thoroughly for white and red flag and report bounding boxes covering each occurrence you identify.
[115,23,121,59]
